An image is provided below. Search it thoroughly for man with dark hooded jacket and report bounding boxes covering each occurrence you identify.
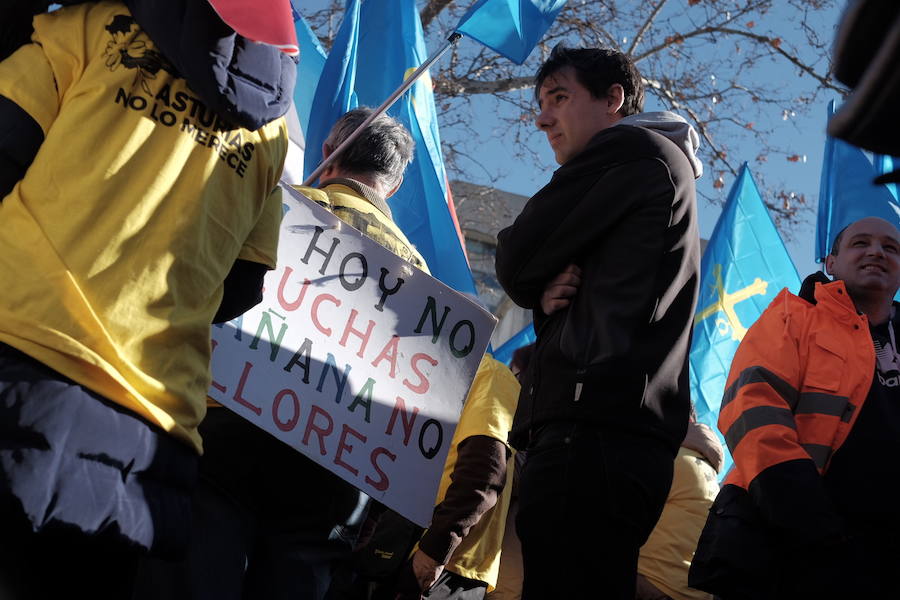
[0,1,295,597]
[494,46,701,599]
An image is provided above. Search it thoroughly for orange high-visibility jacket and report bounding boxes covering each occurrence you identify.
[720,279,874,490]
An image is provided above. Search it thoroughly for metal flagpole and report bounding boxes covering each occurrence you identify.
[301,32,462,187]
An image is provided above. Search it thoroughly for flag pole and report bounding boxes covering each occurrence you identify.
[302,32,462,187]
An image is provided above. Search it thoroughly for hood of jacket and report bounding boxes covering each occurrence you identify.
[799,271,831,304]
[124,0,296,131]
[616,111,703,179]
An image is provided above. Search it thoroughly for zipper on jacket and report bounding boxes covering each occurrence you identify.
[574,367,586,402]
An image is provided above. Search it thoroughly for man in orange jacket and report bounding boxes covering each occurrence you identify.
[705,216,900,598]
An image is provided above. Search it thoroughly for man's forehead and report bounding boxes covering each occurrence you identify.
[537,70,574,109]
[844,218,900,243]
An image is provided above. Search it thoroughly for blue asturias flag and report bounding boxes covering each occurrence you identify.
[690,164,800,478]
[455,0,567,65]
[302,0,361,180]
[816,100,900,262]
[345,0,476,295]
[290,0,327,137]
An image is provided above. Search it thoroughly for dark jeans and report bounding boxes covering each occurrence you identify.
[134,407,366,600]
[515,422,674,600]
[0,343,198,599]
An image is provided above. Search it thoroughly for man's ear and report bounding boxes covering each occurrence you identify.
[824,254,835,277]
[319,143,339,180]
[607,83,625,115]
[386,175,404,199]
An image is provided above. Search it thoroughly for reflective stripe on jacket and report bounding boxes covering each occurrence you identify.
[720,279,874,489]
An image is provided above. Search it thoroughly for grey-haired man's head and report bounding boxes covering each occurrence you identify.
[321,107,415,198]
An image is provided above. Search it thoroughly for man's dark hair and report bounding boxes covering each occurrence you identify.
[534,45,644,116]
[323,107,414,192]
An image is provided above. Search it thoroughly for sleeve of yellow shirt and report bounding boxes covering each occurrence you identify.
[455,355,519,447]
[0,44,58,137]
[0,8,89,136]
[237,184,283,268]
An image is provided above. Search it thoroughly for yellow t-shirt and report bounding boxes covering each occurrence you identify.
[637,448,719,600]
[429,354,519,590]
[0,2,287,453]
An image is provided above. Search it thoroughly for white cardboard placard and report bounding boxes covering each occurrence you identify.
[209,184,496,526]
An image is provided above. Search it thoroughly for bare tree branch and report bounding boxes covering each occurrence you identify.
[627,0,669,56]
[644,76,738,177]
[434,75,534,96]
[633,25,841,94]
[716,27,844,94]
[420,0,456,31]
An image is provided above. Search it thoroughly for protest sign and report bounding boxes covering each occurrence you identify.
[209,184,496,526]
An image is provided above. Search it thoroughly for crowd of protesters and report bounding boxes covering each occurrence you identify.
[2,1,900,599]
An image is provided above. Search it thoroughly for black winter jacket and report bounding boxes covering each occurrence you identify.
[495,124,700,452]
